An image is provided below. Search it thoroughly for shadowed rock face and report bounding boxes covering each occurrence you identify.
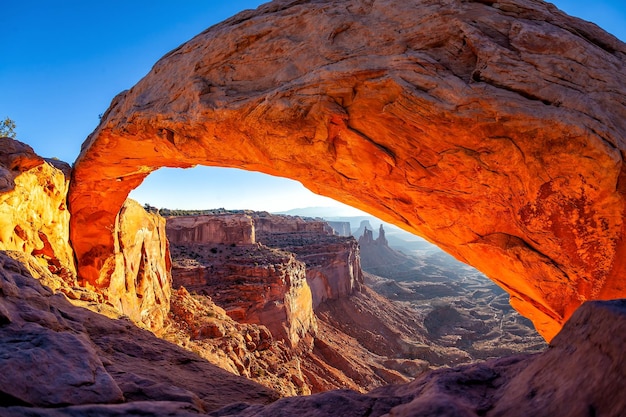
[69,0,626,340]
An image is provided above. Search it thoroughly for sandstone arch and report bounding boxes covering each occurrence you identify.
[69,0,626,341]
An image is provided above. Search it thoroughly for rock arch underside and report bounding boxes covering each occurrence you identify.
[69,0,626,341]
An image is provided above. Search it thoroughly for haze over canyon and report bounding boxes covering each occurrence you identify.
[1,0,626,416]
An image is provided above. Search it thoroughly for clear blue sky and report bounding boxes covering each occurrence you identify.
[1,1,625,212]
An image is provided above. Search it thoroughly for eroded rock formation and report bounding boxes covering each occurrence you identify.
[69,0,626,340]
[0,251,278,413]
[168,215,316,347]
[112,199,172,331]
[0,138,75,281]
[166,213,255,245]
[210,299,626,417]
[0,138,171,331]
[259,230,363,308]
[252,213,335,235]
[167,212,439,394]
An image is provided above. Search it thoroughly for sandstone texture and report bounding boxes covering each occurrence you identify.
[110,199,172,331]
[259,231,363,308]
[0,136,171,332]
[252,212,334,235]
[165,286,312,397]
[167,213,255,245]
[0,137,75,281]
[168,214,317,348]
[3,246,626,416]
[69,0,626,340]
[167,212,426,394]
[0,251,278,414]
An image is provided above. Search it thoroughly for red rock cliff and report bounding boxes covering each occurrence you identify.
[252,213,335,235]
[69,0,626,340]
[259,230,363,308]
[168,214,316,347]
[166,213,255,245]
[171,243,316,348]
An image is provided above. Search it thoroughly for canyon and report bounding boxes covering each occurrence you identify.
[1,0,626,415]
[165,211,435,395]
[69,0,626,341]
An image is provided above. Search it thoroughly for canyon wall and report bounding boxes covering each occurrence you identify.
[171,245,316,347]
[166,213,255,245]
[168,214,317,347]
[69,0,626,340]
[252,213,334,235]
[0,138,75,281]
[259,231,363,308]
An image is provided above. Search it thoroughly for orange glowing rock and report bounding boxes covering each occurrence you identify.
[69,0,626,341]
[0,137,75,280]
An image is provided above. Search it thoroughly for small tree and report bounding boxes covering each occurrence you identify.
[0,117,17,138]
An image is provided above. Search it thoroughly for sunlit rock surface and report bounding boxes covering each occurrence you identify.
[69,0,626,341]
[259,229,363,308]
[110,199,172,331]
[0,137,75,281]
[167,213,255,245]
[167,212,442,394]
[3,248,625,416]
[168,214,317,347]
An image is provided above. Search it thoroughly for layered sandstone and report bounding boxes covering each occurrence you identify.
[167,212,436,394]
[0,138,75,281]
[69,0,626,340]
[166,286,311,397]
[252,212,334,235]
[0,251,278,413]
[170,239,316,347]
[3,248,626,416]
[259,231,363,308]
[166,213,255,245]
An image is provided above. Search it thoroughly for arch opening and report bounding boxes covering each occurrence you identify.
[68,0,626,341]
[130,166,545,350]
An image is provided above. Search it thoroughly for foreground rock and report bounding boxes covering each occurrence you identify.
[0,251,278,414]
[0,137,170,332]
[69,0,626,341]
[3,247,625,416]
